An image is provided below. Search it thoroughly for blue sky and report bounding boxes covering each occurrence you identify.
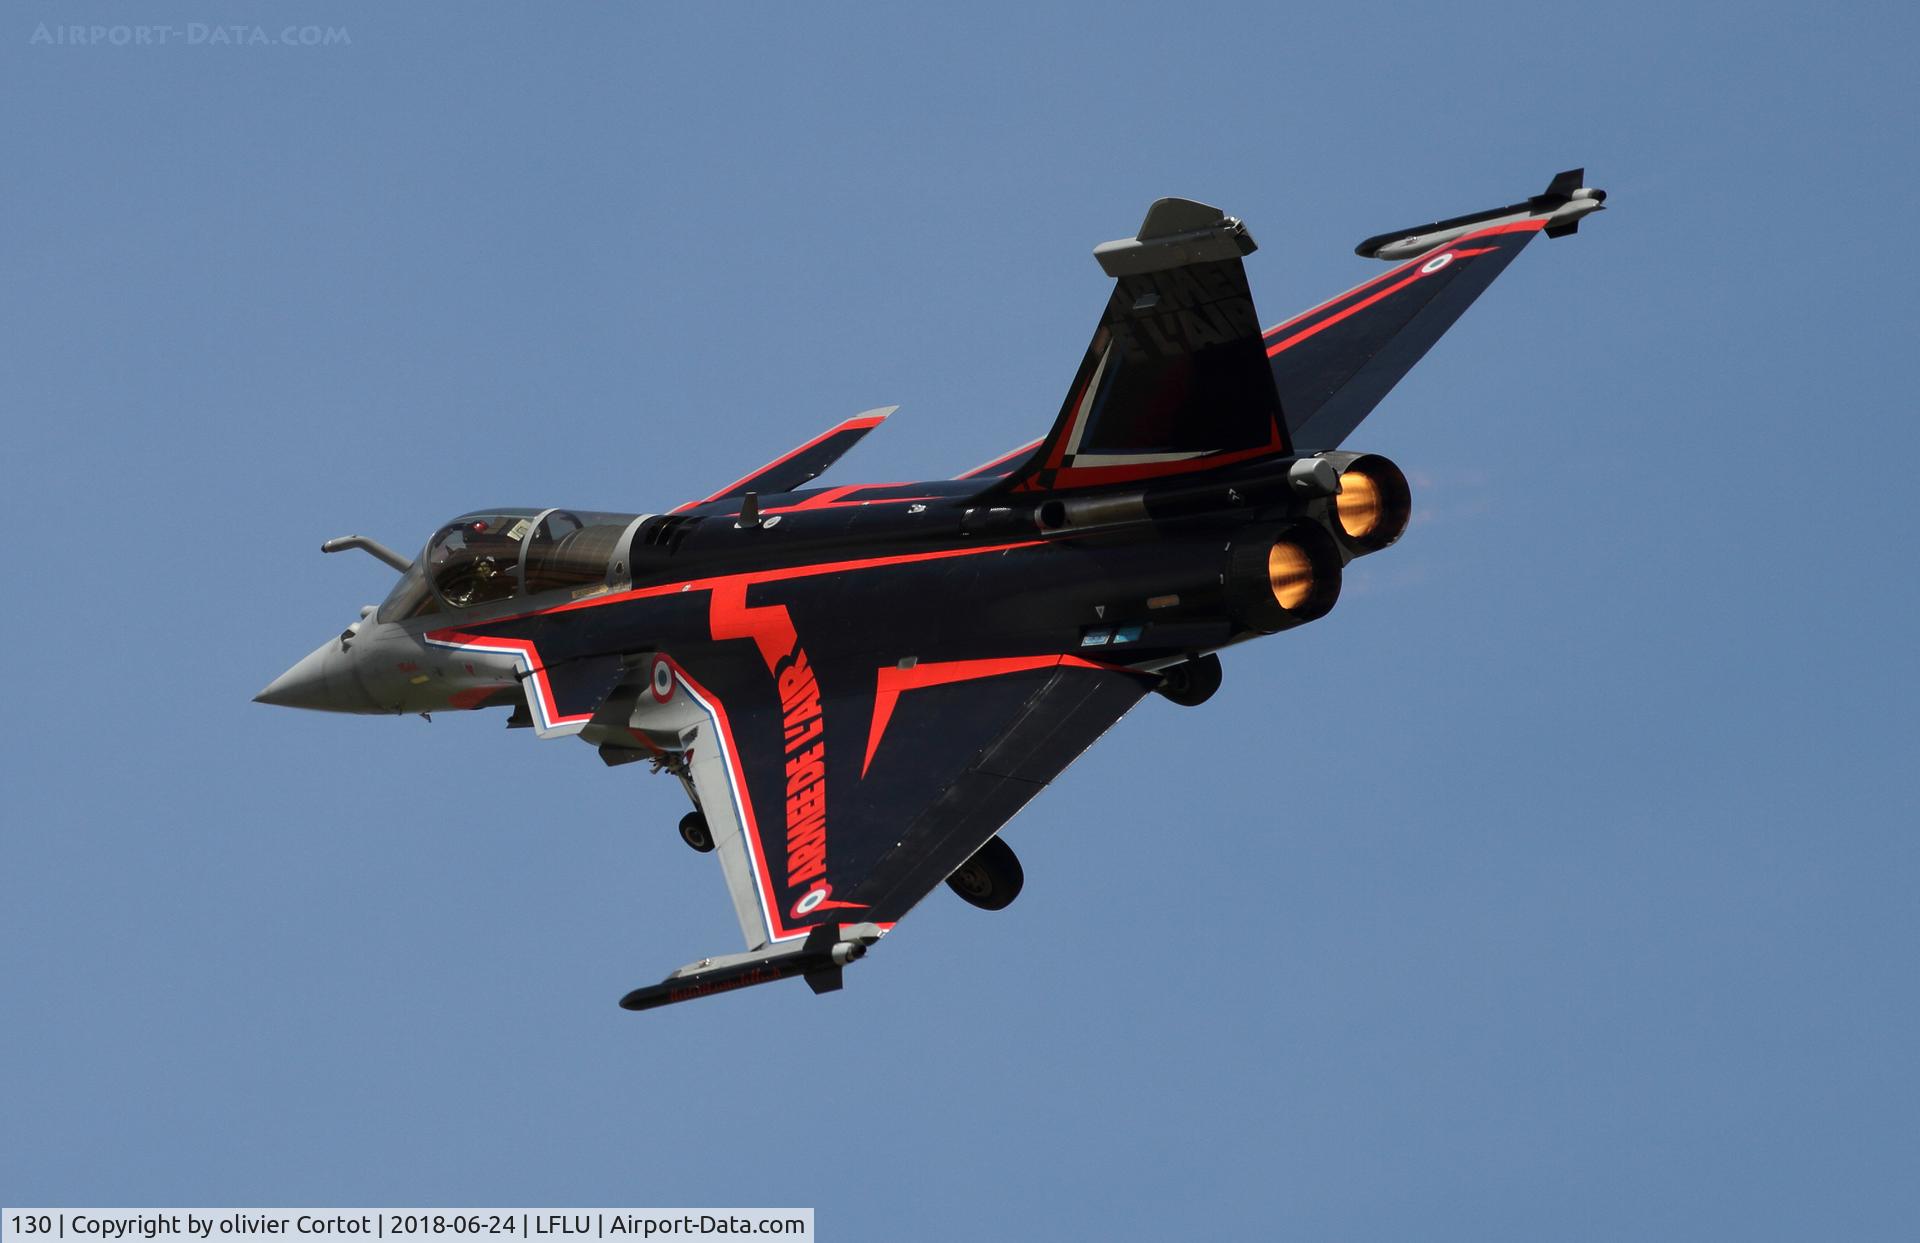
[3,2,1914,1238]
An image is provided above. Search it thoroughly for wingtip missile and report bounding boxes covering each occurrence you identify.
[618,923,883,1013]
[1354,170,1608,261]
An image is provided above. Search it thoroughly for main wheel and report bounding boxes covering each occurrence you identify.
[678,811,715,853]
[1155,653,1222,707]
[946,835,1024,911]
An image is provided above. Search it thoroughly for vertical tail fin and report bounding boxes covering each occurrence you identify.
[994,198,1290,495]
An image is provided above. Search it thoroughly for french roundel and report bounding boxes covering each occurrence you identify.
[650,657,675,703]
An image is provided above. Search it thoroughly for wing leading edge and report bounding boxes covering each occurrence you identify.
[676,634,1155,948]
[625,627,1155,1006]
[673,406,895,513]
[980,172,1604,489]
[1269,169,1607,453]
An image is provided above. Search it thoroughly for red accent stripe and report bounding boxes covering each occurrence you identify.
[1265,267,1431,358]
[1261,261,1413,340]
[429,541,1048,742]
[1455,218,1549,241]
[668,659,796,940]
[673,413,888,513]
[955,437,1045,480]
[1260,217,1546,345]
[624,727,668,758]
[423,631,594,729]
[432,547,1051,949]
[541,539,1047,620]
[862,654,1107,776]
[708,578,796,672]
[781,484,863,511]
[1025,425,1286,492]
[1039,356,1103,475]
[770,493,940,516]
[674,656,892,945]
[439,541,1045,635]
[718,487,942,519]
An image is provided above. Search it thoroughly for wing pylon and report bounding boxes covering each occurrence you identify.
[619,922,885,1012]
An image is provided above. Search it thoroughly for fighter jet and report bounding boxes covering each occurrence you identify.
[257,170,1606,1010]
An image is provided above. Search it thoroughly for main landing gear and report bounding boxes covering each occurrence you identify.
[947,835,1024,911]
[679,811,715,853]
[656,754,714,853]
[1154,653,1222,707]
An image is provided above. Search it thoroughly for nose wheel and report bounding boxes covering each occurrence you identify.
[678,811,715,853]
[947,835,1024,910]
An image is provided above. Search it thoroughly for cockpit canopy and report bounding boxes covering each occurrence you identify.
[378,508,641,623]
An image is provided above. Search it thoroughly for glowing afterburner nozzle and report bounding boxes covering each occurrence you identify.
[1336,471,1384,539]
[1268,541,1315,610]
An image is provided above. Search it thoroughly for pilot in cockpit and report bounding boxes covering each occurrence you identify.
[428,513,533,609]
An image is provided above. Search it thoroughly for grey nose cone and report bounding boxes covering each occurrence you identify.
[254,638,374,713]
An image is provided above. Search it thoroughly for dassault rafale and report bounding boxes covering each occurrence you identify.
[258,171,1606,1010]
